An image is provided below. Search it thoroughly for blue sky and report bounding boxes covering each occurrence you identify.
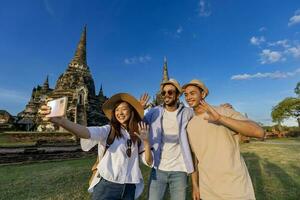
[0,0,299,126]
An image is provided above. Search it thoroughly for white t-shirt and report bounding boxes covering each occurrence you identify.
[158,109,187,172]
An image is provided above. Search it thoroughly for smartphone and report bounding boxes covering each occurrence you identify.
[46,97,68,118]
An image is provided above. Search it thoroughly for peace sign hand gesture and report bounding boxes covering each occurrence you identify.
[199,100,222,122]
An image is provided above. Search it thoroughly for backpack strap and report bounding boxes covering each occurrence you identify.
[137,138,154,155]
[104,127,115,154]
[137,138,141,148]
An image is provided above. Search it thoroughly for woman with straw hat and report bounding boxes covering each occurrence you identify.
[39,93,153,200]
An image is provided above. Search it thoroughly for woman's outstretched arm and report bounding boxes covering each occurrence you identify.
[39,105,90,139]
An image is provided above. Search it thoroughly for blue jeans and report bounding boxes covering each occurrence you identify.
[148,168,188,200]
[92,178,136,200]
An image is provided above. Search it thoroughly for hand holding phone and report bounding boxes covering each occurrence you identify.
[46,97,68,118]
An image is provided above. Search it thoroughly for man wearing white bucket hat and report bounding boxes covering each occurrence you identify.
[183,79,265,200]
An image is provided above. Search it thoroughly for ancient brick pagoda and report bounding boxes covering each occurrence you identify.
[154,56,170,106]
[0,110,15,131]
[17,26,108,131]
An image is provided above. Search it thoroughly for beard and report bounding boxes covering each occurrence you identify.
[164,97,177,107]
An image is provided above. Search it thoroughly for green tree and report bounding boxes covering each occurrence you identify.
[271,104,285,130]
[295,82,300,97]
[271,97,300,128]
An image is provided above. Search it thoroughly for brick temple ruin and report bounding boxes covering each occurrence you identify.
[12,26,108,131]
[0,26,173,132]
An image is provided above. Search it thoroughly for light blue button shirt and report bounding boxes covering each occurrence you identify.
[144,103,195,174]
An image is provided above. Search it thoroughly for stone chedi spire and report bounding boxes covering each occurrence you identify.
[55,25,95,94]
[154,57,170,105]
[50,25,108,127]
[70,25,87,68]
[162,56,169,83]
[98,84,108,106]
[42,75,49,91]
[17,74,54,130]
[98,84,104,97]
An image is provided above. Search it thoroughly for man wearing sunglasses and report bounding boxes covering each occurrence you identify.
[140,79,195,200]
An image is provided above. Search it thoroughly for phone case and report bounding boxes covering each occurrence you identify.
[46,97,68,118]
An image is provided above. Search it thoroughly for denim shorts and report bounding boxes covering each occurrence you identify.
[92,178,136,200]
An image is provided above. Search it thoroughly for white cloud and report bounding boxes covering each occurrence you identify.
[288,9,300,26]
[268,39,290,48]
[198,0,211,17]
[138,55,152,63]
[250,36,265,46]
[250,21,300,64]
[231,68,300,80]
[259,27,267,32]
[266,40,300,59]
[124,55,152,65]
[260,49,285,64]
[286,45,300,58]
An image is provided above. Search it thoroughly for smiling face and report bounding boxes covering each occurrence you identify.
[114,102,132,127]
[184,85,205,109]
[161,84,179,107]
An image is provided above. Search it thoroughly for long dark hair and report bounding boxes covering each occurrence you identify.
[109,101,141,144]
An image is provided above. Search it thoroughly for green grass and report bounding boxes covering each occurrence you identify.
[265,137,300,143]
[241,139,300,200]
[0,158,94,200]
[0,138,299,200]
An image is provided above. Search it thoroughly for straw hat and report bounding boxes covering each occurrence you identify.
[102,93,144,120]
[182,79,209,98]
[160,78,182,94]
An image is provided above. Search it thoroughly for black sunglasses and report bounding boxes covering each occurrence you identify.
[161,90,176,96]
[126,139,132,157]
